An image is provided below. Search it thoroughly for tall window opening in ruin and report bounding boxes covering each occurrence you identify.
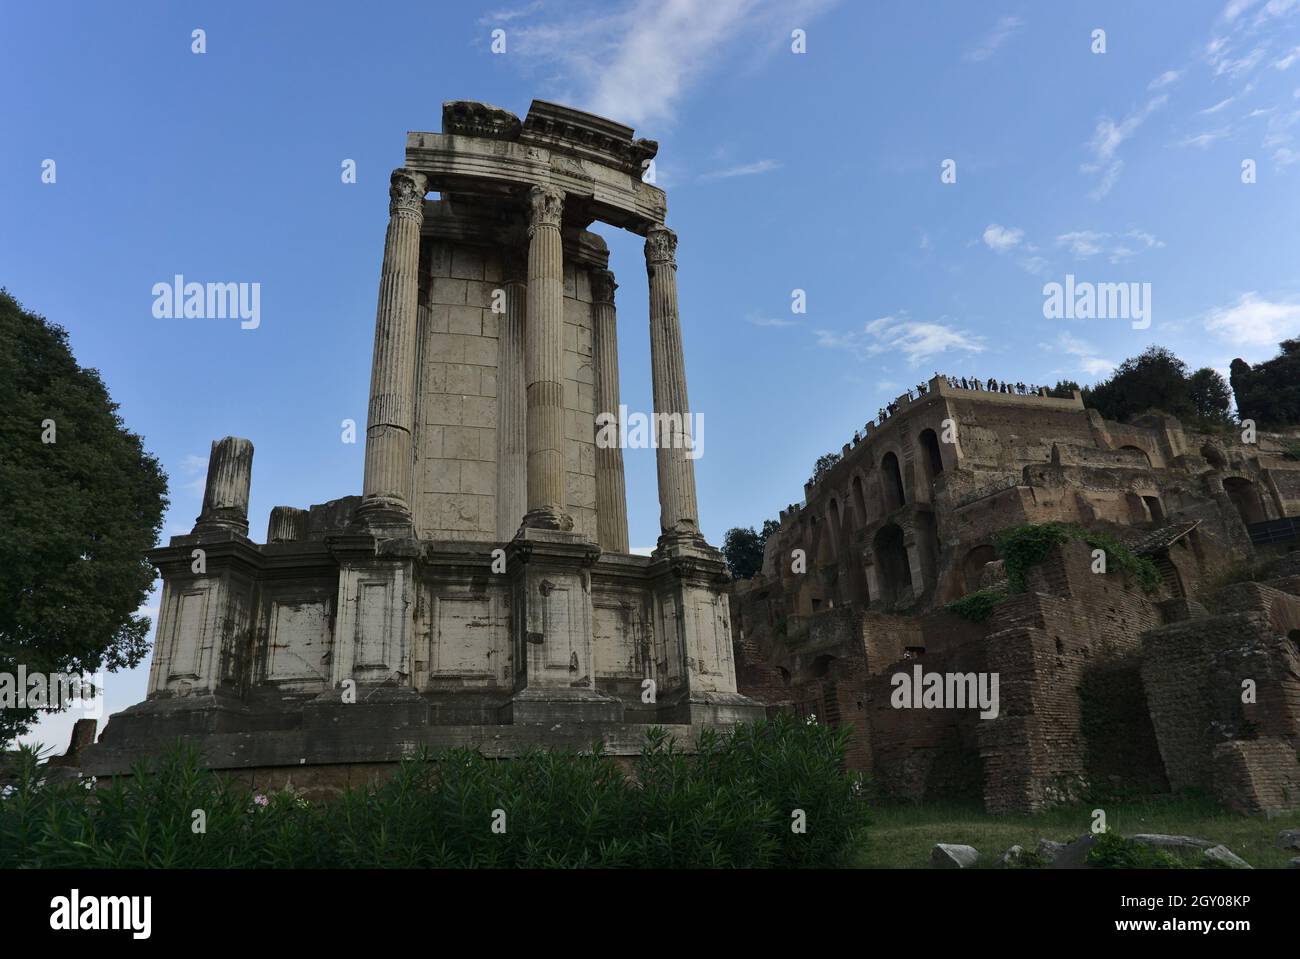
[1142,495,1165,524]
[919,428,944,483]
[1201,444,1227,469]
[881,451,906,511]
[852,475,868,527]
[873,522,912,606]
[827,498,843,558]
[962,544,997,593]
[1224,477,1267,525]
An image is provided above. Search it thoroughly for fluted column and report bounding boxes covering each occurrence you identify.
[522,185,572,531]
[359,167,428,529]
[644,225,700,538]
[591,268,629,552]
[266,506,308,543]
[496,247,528,539]
[194,436,253,537]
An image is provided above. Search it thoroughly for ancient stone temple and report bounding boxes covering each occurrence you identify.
[85,100,762,786]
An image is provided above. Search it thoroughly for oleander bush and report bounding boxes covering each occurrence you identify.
[0,715,868,869]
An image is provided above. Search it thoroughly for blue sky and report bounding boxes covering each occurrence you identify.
[4,0,1299,749]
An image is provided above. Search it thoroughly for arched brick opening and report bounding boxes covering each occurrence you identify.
[962,544,997,593]
[1224,477,1267,525]
[881,451,906,511]
[919,428,944,482]
[873,522,912,606]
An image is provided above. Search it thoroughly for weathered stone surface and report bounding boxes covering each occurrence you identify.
[1276,830,1300,850]
[1129,834,1217,851]
[993,844,1026,868]
[1047,835,1097,869]
[930,843,980,869]
[1202,844,1252,869]
[1035,839,1067,864]
[82,99,762,781]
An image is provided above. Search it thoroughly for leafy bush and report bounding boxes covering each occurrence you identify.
[1087,832,1186,869]
[944,588,1008,623]
[994,522,1161,594]
[0,716,868,869]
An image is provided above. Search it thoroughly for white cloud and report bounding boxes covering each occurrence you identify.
[1204,292,1300,346]
[1149,70,1182,89]
[748,315,797,328]
[508,0,837,127]
[816,314,985,365]
[699,158,781,180]
[963,15,1024,62]
[1276,45,1300,69]
[982,223,1023,252]
[1201,96,1236,114]
[1055,332,1117,378]
[1056,231,1107,258]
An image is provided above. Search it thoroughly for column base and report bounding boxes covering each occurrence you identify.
[352,496,414,537]
[520,507,575,533]
[658,691,768,726]
[501,686,625,725]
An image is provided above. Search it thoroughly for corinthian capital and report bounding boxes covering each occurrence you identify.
[644,225,677,268]
[591,268,617,305]
[527,185,564,236]
[389,168,428,219]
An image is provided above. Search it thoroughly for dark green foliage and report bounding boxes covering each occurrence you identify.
[1186,367,1233,425]
[1087,832,1187,869]
[1230,339,1300,429]
[0,716,869,868]
[720,518,779,580]
[993,523,1161,594]
[0,290,168,747]
[944,588,1007,623]
[1082,346,1195,423]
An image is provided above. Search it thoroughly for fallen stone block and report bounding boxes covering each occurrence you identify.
[1128,833,1216,851]
[1035,838,1067,863]
[1048,834,1097,869]
[1202,845,1252,869]
[1276,830,1300,850]
[994,844,1026,868]
[930,843,980,869]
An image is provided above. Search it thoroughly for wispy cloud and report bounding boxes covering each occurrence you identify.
[816,313,985,365]
[504,0,837,127]
[700,158,782,180]
[1046,332,1117,378]
[1204,292,1300,346]
[748,315,797,328]
[1149,70,1183,90]
[1081,92,1168,199]
[964,15,1024,63]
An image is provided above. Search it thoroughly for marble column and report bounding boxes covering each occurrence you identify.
[495,247,528,539]
[644,225,700,539]
[358,167,428,530]
[591,268,630,553]
[522,185,572,531]
[194,436,253,537]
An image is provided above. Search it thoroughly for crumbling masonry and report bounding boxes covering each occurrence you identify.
[731,377,1300,814]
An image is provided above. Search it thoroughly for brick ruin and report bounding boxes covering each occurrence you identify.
[731,377,1300,814]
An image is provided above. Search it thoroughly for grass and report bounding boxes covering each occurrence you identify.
[856,795,1298,868]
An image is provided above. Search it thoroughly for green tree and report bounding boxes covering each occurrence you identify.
[1186,367,1233,424]
[1084,346,1194,422]
[0,290,168,748]
[1230,339,1300,429]
[811,451,841,484]
[720,519,779,580]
